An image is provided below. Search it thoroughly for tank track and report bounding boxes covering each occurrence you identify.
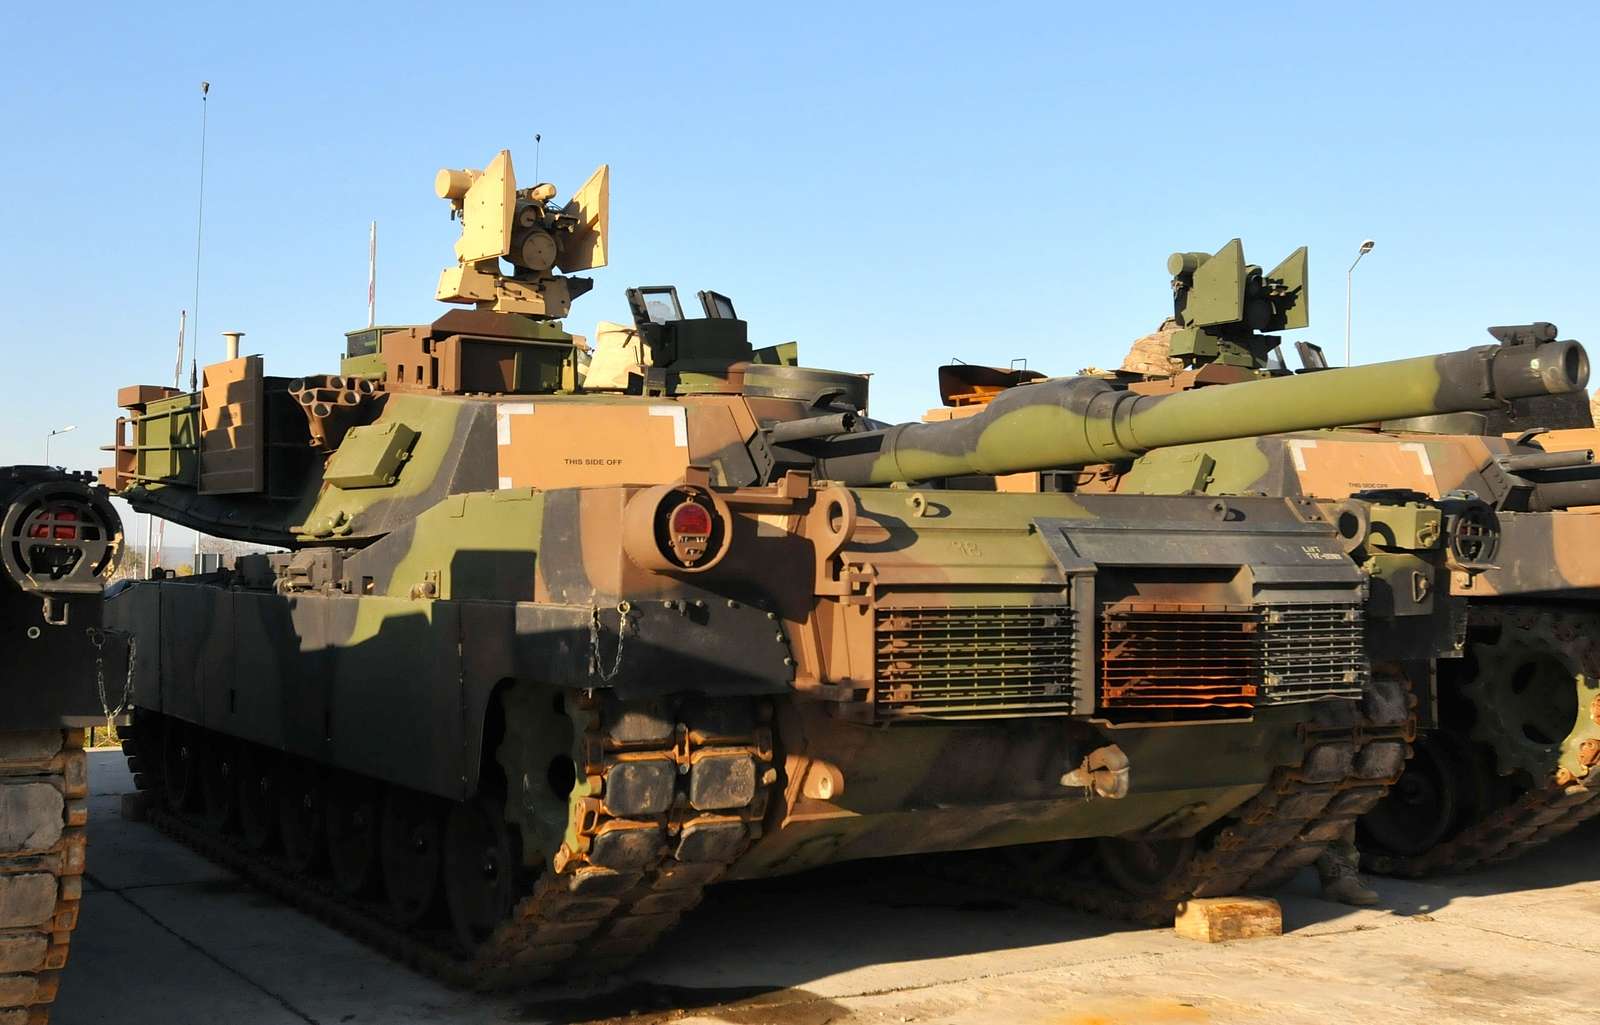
[1366,775,1600,878]
[936,676,1415,925]
[121,694,773,990]
[0,730,87,1025]
[1365,606,1600,878]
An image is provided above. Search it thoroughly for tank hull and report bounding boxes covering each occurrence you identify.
[104,483,1422,981]
[1106,425,1600,873]
[1,468,124,1025]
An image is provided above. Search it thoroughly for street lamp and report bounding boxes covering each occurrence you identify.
[44,425,77,466]
[1345,239,1376,366]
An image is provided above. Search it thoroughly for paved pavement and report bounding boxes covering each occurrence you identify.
[55,751,1599,1025]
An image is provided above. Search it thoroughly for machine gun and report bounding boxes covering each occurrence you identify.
[434,149,609,318]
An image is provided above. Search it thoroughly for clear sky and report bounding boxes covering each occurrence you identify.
[3,0,1597,490]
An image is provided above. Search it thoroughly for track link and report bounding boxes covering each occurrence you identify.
[938,677,1415,924]
[1366,606,1600,878]
[0,730,87,1025]
[123,694,773,990]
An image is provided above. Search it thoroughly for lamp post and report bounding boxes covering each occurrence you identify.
[44,425,76,466]
[1345,239,1376,366]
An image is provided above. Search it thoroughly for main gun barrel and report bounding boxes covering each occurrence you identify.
[813,340,1589,484]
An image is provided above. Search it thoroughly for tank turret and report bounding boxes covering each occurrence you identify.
[98,158,1562,987]
[812,337,1589,484]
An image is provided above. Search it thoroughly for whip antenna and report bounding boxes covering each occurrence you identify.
[367,220,377,327]
[192,81,209,360]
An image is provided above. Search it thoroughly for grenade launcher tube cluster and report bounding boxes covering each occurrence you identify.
[812,341,1589,484]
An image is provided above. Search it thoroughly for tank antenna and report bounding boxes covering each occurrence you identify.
[534,133,542,182]
[173,309,186,389]
[191,81,210,364]
[367,220,377,328]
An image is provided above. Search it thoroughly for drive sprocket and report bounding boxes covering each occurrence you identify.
[1459,607,1600,785]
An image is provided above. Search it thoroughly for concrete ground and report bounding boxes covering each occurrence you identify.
[54,751,1598,1025]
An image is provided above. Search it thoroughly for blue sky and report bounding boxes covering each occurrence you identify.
[3,0,1597,489]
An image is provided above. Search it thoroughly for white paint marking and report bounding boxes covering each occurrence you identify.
[650,405,689,447]
[1287,438,1317,472]
[1399,442,1436,479]
[498,475,514,490]
[496,402,536,446]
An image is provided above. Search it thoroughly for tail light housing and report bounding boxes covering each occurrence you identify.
[622,483,731,573]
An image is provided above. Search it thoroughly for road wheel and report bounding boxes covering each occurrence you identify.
[236,744,279,852]
[161,718,200,812]
[199,735,240,833]
[443,794,520,952]
[277,757,326,873]
[1096,836,1197,898]
[381,787,445,925]
[325,771,383,896]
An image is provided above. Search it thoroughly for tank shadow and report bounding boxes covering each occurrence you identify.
[1274,813,1600,930]
[516,819,1600,1023]
[514,856,1148,1023]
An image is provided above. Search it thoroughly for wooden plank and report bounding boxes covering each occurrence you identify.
[1174,897,1282,943]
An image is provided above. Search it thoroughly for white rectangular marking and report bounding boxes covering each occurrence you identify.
[650,405,688,447]
[496,402,536,446]
[1399,442,1436,479]
[1287,438,1317,472]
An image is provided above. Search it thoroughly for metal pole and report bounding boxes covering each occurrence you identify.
[1345,265,1353,366]
[44,426,75,466]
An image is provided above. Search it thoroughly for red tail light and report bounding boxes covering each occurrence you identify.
[669,502,712,538]
[28,505,79,540]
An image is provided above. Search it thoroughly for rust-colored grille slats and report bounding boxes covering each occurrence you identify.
[874,605,1074,720]
[1099,602,1259,713]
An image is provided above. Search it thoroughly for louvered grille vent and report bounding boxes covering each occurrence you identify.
[1258,602,1367,702]
[1097,600,1368,718]
[1099,602,1259,717]
[874,605,1075,720]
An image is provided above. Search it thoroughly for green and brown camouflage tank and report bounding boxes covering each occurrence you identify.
[944,239,1600,878]
[99,160,1589,985]
[1,467,126,1025]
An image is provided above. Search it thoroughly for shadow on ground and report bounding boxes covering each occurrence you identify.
[66,750,1600,1025]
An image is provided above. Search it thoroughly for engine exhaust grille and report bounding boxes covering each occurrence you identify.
[874,604,1075,721]
[1259,602,1367,703]
[1099,602,1258,718]
[1097,600,1369,719]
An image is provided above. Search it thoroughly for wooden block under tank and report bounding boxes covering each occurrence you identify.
[1173,897,1282,943]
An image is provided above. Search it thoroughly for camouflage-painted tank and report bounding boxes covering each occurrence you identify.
[946,239,1600,877]
[100,155,1587,985]
[1,467,126,1024]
